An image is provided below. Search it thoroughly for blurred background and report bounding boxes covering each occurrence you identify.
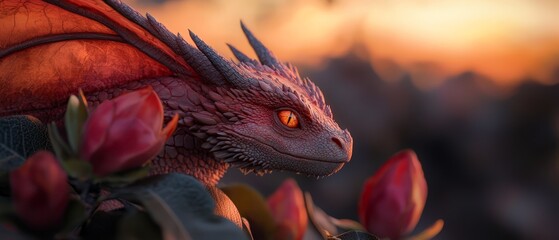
[124,0,559,239]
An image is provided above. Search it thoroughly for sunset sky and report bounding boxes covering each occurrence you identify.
[124,0,559,88]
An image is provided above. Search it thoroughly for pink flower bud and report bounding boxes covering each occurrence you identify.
[81,87,178,176]
[267,179,308,240]
[358,150,427,240]
[10,151,69,230]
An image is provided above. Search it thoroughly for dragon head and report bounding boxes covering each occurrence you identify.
[177,22,353,177]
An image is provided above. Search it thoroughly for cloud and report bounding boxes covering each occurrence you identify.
[124,0,559,87]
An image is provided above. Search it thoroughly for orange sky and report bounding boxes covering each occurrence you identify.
[124,0,559,88]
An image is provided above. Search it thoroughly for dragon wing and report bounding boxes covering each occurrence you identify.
[0,0,196,117]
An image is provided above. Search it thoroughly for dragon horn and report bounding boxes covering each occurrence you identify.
[227,43,257,64]
[176,33,226,85]
[240,21,281,68]
[189,30,251,88]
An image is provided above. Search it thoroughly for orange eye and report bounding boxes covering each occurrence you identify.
[277,110,299,128]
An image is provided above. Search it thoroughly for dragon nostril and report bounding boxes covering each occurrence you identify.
[332,137,343,149]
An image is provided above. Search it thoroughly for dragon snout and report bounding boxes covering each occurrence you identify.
[328,129,353,163]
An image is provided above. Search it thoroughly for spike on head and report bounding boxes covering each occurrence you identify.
[227,43,257,64]
[188,30,252,88]
[240,21,282,69]
[176,33,227,85]
[182,23,353,180]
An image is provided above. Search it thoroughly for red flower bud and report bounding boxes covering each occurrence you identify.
[10,151,69,230]
[358,150,427,240]
[81,87,178,176]
[267,179,308,240]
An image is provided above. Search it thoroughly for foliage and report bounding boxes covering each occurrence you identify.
[0,88,244,239]
[0,88,442,239]
[0,115,50,171]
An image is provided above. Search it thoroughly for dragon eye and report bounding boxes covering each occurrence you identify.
[277,110,299,128]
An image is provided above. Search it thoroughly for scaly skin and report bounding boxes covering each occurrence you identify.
[0,0,353,185]
[85,72,353,184]
[85,77,230,184]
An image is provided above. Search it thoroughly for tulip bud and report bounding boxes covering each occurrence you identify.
[267,179,308,240]
[10,151,69,230]
[81,87,178,176]
[358,150,427,240]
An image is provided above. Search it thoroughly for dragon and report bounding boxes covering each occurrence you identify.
[0,0,353,185]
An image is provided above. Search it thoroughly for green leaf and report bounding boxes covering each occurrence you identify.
[97,167,150,187]
[0,115,51,172]
[114,190,192,240]
[111,174,247,240]
[58,199,87,234]
[49,120,93,180]
[64,93,89,155]
[220,184,277,240]
[328,231,380,240]
[116,210,163,240]
[48,122,73,161]
[61,159,93,181]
